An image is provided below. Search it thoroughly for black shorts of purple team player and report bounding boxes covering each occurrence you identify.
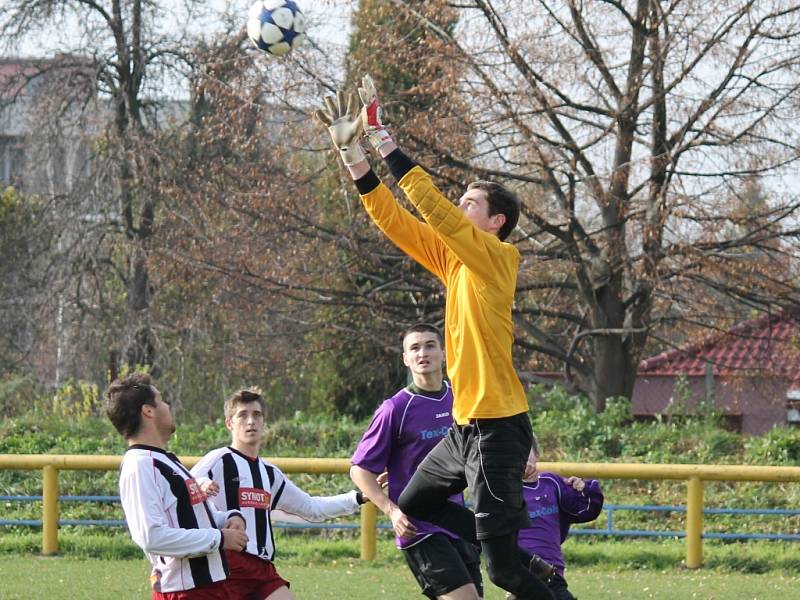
[413,412,533,540]
[402,534,483,599]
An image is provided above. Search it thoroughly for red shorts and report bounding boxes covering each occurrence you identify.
[152,580,231,600]
[224,550,290,599]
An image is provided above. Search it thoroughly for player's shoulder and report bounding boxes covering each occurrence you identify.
[122,446,165,468]
[120,447,176,481]
[198,446,232,464]
[537,472,563,487]
[120,448,151,474]
[257,457,286,482]
[384,388,414,410]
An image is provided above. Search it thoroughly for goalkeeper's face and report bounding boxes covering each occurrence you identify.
[458,188,506,237]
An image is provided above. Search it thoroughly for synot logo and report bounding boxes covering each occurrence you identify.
[239,487,270,509]
[184,478,206,505]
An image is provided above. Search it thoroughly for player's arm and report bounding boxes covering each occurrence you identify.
[316,85,450,281]
[359,75,514,285]
[190,452,226,505]
[270,468,362,522]
[190,452,243,527]
[558,477,604,523]
[350,465,417,539]
[120,459,245,556]
[349,399,418,539]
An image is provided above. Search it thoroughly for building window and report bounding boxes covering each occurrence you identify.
[0,135,25,188]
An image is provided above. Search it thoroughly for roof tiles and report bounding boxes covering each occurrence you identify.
[639,311,800,386]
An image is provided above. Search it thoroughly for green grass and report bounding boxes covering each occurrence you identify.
[2,533,800,599]
[1,555,798,599]
[4,529,800,574]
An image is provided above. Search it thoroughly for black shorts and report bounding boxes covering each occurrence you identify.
[417,412,533,539]
[548,573,577,600]
[402,534,483,599]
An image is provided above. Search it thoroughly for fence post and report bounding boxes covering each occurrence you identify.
[359,501,377,561]
[42,465,59,555]
[686,476,704,568]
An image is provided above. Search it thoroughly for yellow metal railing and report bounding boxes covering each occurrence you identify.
[1,455,799,568]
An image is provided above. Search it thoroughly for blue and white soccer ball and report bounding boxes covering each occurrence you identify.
[247,0,307,57]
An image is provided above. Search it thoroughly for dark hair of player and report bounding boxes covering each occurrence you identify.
[104,372,157,439]
[402,323,443,347]
[224,387,266,420]
[467,180,521,241]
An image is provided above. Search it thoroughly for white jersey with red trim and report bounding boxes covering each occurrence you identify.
[191,446,360,561]
[119,444,242,593]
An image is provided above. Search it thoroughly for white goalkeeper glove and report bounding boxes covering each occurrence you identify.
[358,75,394,151]
[315,90,365,166]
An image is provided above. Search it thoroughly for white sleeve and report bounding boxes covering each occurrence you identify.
[120,459,222,558]
[269,509,314,524]
[190,450,221,484]
[271,473,360,522]
[189,451,242,527]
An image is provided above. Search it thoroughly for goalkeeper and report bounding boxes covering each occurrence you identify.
[316,78,554,600]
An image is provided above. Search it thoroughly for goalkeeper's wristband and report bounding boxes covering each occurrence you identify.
[218,530,225,550]
[365,127,393,151]
[355,491,367,505]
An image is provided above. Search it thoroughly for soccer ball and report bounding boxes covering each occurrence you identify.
[247,0,307,57]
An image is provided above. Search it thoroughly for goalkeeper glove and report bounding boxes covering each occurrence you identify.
[315,90,365,166]
[358,75,394,151]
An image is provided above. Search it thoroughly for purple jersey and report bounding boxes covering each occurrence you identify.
[517,472,603,576]
[351,382,462,548]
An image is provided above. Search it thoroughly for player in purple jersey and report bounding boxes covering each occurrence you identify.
[507,436,604,600]
[351,324,483,600]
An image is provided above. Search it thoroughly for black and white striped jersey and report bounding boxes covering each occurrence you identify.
[192,446,360,561]
[120,444,242,593]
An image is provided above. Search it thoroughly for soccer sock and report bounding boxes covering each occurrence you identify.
[482,533,556,600]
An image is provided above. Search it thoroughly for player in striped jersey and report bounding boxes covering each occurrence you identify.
[104,372,248,600]
[191,388,364,600]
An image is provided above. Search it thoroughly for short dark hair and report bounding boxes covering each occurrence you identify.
[104,372,157,439]
[402,323,443,347]
[224,387,265,420]
[467,180,521,241]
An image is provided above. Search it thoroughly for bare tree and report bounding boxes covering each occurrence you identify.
[143,0,800,413]
[353,0,800,409]
[0,0,221,379]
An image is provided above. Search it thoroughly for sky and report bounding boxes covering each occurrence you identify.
[0,0,354,62]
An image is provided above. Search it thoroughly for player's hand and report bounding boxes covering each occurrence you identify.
[376,471,389,489]
[389,505,417,539]
[200,479,219,497]
[357,74,393,151]
[564,476,585,492]
[220,527,248,551]
[314,90,365,166]
[523,448,538,482]
[224,515,246,531]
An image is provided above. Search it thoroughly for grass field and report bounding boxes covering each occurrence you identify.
[2,531,799,599]
[1,555,799,599]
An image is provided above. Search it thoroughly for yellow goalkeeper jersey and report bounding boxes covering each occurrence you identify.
[360,166,528,424]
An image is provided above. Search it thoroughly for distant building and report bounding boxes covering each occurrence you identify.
[633,311,800,434]
[0,55,97,194]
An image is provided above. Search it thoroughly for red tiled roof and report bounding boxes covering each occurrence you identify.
[639,310,800,386]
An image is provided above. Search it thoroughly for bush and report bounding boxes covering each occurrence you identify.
[744,427,800,465]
